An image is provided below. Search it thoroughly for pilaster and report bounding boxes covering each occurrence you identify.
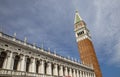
[39,60,45,74]
[30,58,36,73]
[20,55,26,71]
[64,67,68,76]
[59,65,63,76]
[69,68,72,77]
[5,51,13,69]
[77,70,79,77]
[46,62,52,75]
[53,63,58,76]
[80,71,82,77]
[73,69,76,77]
[83,71,85,77]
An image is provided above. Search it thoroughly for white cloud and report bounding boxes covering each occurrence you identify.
[92,0,120,66]
[109,38,120,66]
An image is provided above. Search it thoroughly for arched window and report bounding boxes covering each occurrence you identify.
[58,65,60,76]
[68,68,70,76]
[63,66,65,76]
[44,62,47,74]
[13,55,20,70]
[0,52,7,68]
[72,69,74,76]
[36,60,39,73]
[26,58,31,72]
[52,63,54,75]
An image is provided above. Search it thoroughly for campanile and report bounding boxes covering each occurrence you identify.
[74,10,102,77]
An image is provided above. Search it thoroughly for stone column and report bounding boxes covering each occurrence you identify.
[73,69,76,77]
[64,67,68,76]
[91,73,93,77]
[17,54,24,71]
[30,58,36,73]
[87,72,89,77]
[53,64,58,76]
[0,32,2,36]
[5,52,13,69]
[83,71,85,77]
[88,73,90,77]
[89,73,92,77]
[93,73,96,77]
[76,70,79,77]
[39,60,45,74]
[59,65,63,76]
[84,72,86,77]
[86,72,88,77]
[92,73,94,77]
[88,73,89,77]
[46,62,52,75]
[69,68,72,77]
[80,71,82,77]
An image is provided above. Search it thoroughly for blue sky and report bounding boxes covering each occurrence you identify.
[0,0,120,77]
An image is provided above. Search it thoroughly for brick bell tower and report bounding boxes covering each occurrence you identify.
[74,10,102,77]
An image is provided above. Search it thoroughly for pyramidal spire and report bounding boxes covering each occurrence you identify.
[74,10,83,24]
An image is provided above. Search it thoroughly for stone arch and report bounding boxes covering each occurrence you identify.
[51,63,54,75]
[57,65,60,76]
[72,69,74,76]
[78,70,80,76]
[13,55,20,70]
[26,57,31,72]
[44,61,47,74]
[63,66,65,76]
[68,67,70,76]
[81,71,83,77]
[36,60,40,73]
[0,51,7,68]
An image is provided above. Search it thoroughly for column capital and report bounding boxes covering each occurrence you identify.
[19,54,24,61]
[40,59,45,65]
[53,63,58,76]
[46,61,52,75]
[54,63,58,68]
[47,62,51,66]
[30,57,35,63]
[6,50,12,57]
[65,66,68,70]
[60,64,63,67]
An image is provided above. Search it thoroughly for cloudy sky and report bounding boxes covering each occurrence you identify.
[0,0,120,77]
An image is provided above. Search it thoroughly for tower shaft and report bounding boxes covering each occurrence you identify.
[78,38,102,77]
